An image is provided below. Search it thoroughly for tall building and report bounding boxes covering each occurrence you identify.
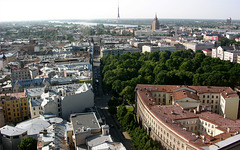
[152,14,160,30]
[0,93,29,123]
[227,17,232,26]
[117,0,120,26]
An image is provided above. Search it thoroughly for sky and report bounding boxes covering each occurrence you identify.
[0,0,239,22]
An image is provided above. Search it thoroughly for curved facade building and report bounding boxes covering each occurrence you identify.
[135,84,240,150]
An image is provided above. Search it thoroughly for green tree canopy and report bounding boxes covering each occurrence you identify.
[18,137,37,150]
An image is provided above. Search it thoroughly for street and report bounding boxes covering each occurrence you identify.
[92,44,135,150]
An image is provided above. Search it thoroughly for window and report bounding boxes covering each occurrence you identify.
[207,95,209,98]
[211,100,213,103]
[203,95,205,98]
[203,100,205,103]
[216,96,218,98]
[212,95,214,98]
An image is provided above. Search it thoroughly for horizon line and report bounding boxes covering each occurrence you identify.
[0,18,240,23]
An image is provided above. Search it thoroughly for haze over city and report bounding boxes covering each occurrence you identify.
[0,0,240,22]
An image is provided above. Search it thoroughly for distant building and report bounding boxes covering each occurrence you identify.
[142,45,177,53]
[202,49,212,57]
[135,30,169,37]
[212,46,234,60]
[226,31,240,40]
[100,44,141,58]
[152,14,160,30]
[130,41,152,49]
[227,17,232,26]
[12,78,50,93]
[174,43,186,51]
[224,50,240,62]
[11,68,31,81]
[185,42,214,52]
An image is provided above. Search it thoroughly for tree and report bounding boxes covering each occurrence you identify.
[117,104,127,120]
[18,137,37,150]
[120,86,135,104]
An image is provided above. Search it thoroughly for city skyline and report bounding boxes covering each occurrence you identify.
[0,0,239,22]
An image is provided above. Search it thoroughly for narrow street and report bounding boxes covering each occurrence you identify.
[92,44,135,150]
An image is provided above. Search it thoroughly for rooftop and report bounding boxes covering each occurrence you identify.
[0,125,26,136]
[87,134,113,149]
[31,99,43,107]
[136,84,240,148]
[71,112,100,134]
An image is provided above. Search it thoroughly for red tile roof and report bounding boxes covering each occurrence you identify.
[136,84,240,148]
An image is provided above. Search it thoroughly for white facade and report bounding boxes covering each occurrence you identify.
[186,42,214,52]
[224,50,240,62]
[62,83,94,119]
[135,30,169,36]
[212,46,225,60]
[28,83,94,120]
[142,45,177,53]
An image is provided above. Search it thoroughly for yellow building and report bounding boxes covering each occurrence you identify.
[0,93,29,123]
[135,84,240,150]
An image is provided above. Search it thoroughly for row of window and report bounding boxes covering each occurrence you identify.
[202,95,219,99]
[33,107,42,110]
[202,100,218,104]
[153,93,166,97]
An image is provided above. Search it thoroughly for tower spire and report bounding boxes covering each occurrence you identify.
[117,0,120,26]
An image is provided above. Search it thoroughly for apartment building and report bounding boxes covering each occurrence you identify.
[26,83,94,120]
[135,84,240,150]
[11,68,31,81]
[0,93,29,123]
[142,45,177,53]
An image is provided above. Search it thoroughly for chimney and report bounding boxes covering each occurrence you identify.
[43,129,47,136]
[227,128,230,133]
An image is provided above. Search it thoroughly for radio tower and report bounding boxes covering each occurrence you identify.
[117,0,120,26]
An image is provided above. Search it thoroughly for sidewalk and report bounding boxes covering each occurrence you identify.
[112,115,135,150]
